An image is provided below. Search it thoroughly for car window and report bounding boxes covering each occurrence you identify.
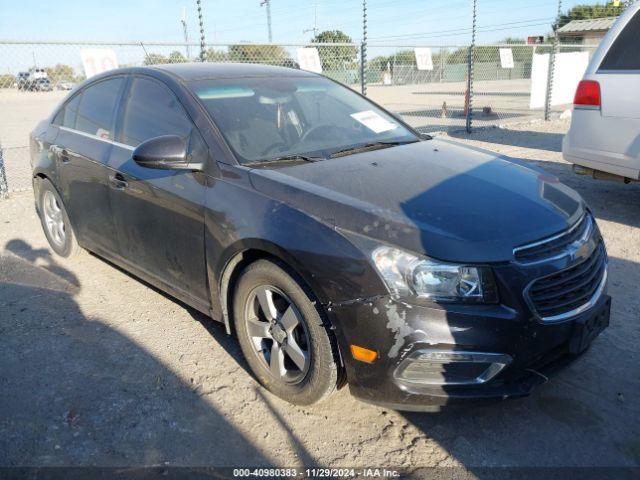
[75,78,124,140]
[599,10,640,71]
[119,77,193,147]
[53,93,82,128]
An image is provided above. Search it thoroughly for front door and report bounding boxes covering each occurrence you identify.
[107,75,208,303]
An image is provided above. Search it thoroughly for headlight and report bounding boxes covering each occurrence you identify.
[371,245,498,303]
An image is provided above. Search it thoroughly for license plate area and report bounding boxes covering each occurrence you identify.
[569,297,611,354]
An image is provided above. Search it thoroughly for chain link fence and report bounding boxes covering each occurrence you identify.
[0,40,593,195]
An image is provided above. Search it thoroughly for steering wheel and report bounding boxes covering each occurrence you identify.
[299,124,346,143]
[261,141,288,157]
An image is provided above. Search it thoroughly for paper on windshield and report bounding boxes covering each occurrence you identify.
[350,110,398,134]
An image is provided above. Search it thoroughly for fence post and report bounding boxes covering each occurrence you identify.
[197,0,206,61]
[0,142,8,199]
[465,0,477,133]
[544,0,563,121]
[360,0,368,95]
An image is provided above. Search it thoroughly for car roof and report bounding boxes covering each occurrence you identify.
[151,62,316,81]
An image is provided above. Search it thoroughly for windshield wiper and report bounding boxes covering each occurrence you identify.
[246,154,325,166]
[329,139,419,158]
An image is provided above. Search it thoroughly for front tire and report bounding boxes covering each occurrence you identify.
[233,259,341,405]
[37,178,83,258]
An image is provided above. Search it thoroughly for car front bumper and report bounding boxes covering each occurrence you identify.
[328,290,611,412]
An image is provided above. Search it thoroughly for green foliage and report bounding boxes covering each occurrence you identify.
[45,63,76,82]
[555,2,624,30]
[369,38,532,74]
[169,51,187,63]
[143,53,170,65]
[500,37,526,45]
[143,50,188,65]
[311,30,358,71]
[204,48,229,62]
[228,44,290,64]
[447,40,532,65]
[0,74,15,87]
[368,49,415,72]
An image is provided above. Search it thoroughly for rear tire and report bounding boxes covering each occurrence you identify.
[37,178,83,259]
[233,259,341,405]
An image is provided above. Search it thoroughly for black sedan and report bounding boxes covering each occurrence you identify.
[30,63,610,410]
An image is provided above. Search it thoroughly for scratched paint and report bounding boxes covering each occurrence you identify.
[385,302,414,358]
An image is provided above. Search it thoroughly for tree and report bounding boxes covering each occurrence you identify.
[45,64,76,82]
[228,44,290,64]
[168,50,187,63]
[310,30,358,71]
[143,51,187,65]
[368,49,416,73]
[0,74,15,88]
[204,48,230,62]
[555,2,624,30]
[143,53,170,65]
[500,37,526,45]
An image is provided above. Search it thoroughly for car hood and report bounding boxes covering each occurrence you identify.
[248,139,585,263]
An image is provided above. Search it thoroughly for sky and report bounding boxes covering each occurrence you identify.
[1,0,591,45]
[0,0,591,74]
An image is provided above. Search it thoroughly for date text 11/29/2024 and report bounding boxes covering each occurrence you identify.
[233,468,400,477]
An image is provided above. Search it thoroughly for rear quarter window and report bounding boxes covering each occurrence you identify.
[53,93,82,129]
[599,10,640,71]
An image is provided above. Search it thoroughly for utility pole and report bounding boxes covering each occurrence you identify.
[260,0,273,42]
[361,0,367,95]
[197,0,206,61]
[303,2,319,39]
[181,7,191,59]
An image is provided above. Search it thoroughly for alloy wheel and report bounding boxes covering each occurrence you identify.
[43,190,66,247]
[245,285,311,384]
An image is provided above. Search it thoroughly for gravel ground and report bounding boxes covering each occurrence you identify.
[0,118,639,471]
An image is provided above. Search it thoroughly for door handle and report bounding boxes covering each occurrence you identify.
[109,172,128,190]
[49,144,71,164]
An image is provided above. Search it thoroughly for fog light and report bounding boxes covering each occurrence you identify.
[394,350,512,386]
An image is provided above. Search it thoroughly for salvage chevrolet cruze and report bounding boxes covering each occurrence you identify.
[30,63,610,410]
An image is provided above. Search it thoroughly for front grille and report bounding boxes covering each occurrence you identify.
[527,241,607,321]
[514,215,592,264]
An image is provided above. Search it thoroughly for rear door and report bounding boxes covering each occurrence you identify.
[107,75,208,303]
[53,77,126,254]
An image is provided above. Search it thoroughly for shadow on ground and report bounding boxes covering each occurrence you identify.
[0,240,308,467]
[1,178,639,471]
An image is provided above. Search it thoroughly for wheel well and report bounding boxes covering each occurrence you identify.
[219,248,346,378]
[219,249,286,335]
[32,174,48,213]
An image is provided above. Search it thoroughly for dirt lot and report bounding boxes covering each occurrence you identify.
[0,119,639,471]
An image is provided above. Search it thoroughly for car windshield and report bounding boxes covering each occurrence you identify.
[190,75,419,164]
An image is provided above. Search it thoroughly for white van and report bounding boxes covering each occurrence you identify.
[562,3,640,183]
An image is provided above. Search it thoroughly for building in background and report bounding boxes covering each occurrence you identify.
[557,17,617,45]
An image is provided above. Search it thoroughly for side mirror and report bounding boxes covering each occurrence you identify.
[132,135,203,171]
